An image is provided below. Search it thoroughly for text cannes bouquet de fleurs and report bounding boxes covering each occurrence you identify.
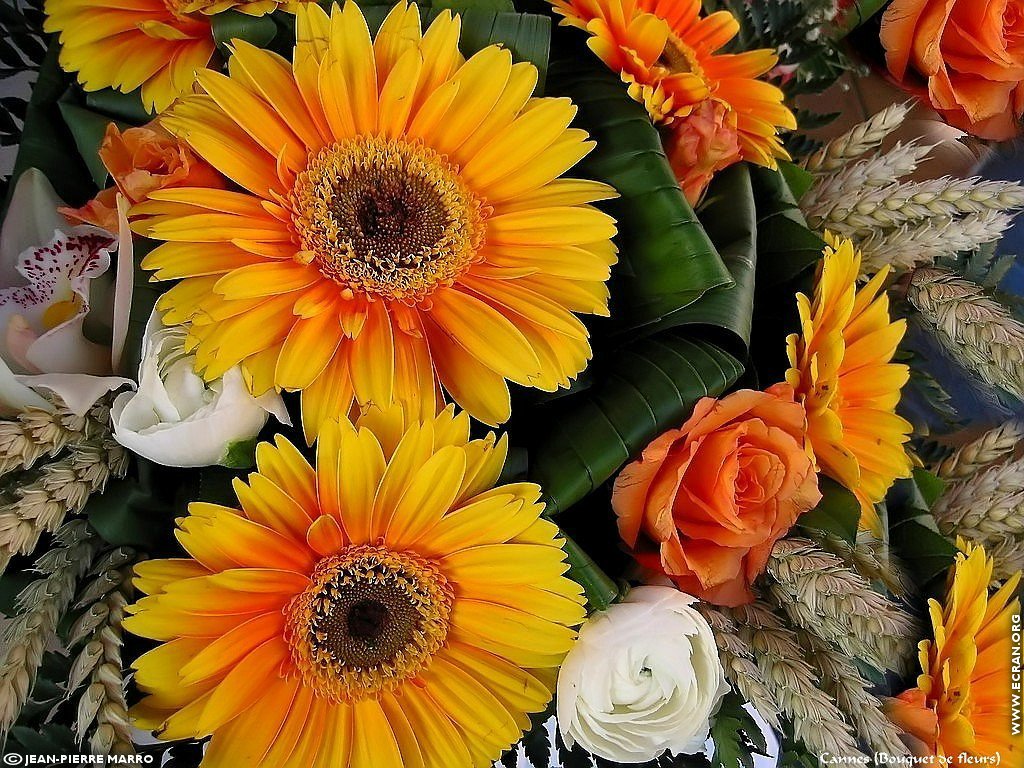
[0,0,1022,766]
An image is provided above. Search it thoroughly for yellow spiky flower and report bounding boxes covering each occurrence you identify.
[44,0,282,113]
[124,405,586,768]
[134,1,618,441]
[885,542,1023,765]
[786,234,913,532]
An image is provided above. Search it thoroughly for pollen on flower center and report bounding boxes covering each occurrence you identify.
[288,137,487,304]
[284,545,454,703]
[659,37,703,77]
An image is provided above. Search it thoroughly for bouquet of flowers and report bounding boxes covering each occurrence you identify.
[0,0,1022,765]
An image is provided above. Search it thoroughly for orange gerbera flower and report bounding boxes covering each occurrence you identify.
[44,0,281,113]
[786,234,913,533]
[885,542,1023,765]
[136,1,618,441]
[124,405,586,768]
[549,0,796,195]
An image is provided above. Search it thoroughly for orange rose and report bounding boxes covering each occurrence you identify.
[63,123,225,230]
[880,0,1024,140]
[611,383,821,606]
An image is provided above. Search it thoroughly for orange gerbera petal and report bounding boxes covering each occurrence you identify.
[886,543,1024,765]
[550,0,795,201]
[786,234,913,533]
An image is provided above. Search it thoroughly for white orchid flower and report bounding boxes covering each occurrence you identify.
[0,169,133,415]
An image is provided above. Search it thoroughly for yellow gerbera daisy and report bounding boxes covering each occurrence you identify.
[124,405,586,768]
[548,0,796,167]
[44,0,281,113]
[885,542,1023,765]
[134,0,618,440]
[785,234,913,532]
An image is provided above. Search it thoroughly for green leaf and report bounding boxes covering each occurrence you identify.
[886,475,958,586]
[711,691,768,768]
[912,468,945,509]
[889,517,957,587]
[527,333,744,515]
[683,163,758,357]
[431,0,515,10]
[777,160,813,200]
[58,102,121,187]
[797,476,860,544]
[221,437,258,469]
[84,88,150,124]
[0,572,32,615]
[546,57,733,333]
[211,9,278,49]
[457,10,551,92]
[561,532,619,610]
[8,724,79,756]
[85,459,182,548]
[749,165,824,287]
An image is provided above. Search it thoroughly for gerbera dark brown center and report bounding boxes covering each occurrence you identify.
[289,137,487,304]
[284,545,453,703]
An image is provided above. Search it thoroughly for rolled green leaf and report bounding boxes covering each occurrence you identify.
[547,56,734,334]
[560,531,620,611]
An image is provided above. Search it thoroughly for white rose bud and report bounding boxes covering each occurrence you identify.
[111,308,289,467]
[556,585,729,763]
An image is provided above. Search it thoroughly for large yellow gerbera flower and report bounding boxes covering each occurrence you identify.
[785,234,913,533]
[548,0,796,168]
[134,0,618,440]
[885,542,1023,765]
[44,0,280,113]
[124,405,586,768]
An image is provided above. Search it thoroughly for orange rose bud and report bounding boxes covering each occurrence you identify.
[880,0,1024,141]
[63,123,225,229]
[611,383,822,607]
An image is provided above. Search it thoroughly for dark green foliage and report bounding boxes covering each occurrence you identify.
[710,691,769,768]
[548,57,733,335]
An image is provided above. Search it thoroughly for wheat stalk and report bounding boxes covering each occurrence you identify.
[802,103,912,174]
[0,437,128,573]
[934,421,1024,479]
[698,604,783,731]
[799,631,909,757]
[66,547,135,756]
[765,539,919,674]
[933,457,1024,583]
[907,267,1024,401]
[933,458,1024,539]
[728,601,866,762]
[802,142,934,214]
[809,176,1024,236]
[0,403,114,479]
[0,521,99,738]
[861,212,1015,273]
[806,530,913,597]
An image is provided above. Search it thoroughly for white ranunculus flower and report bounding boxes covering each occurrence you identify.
[556,585,729,763]
[111,308,289,467]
